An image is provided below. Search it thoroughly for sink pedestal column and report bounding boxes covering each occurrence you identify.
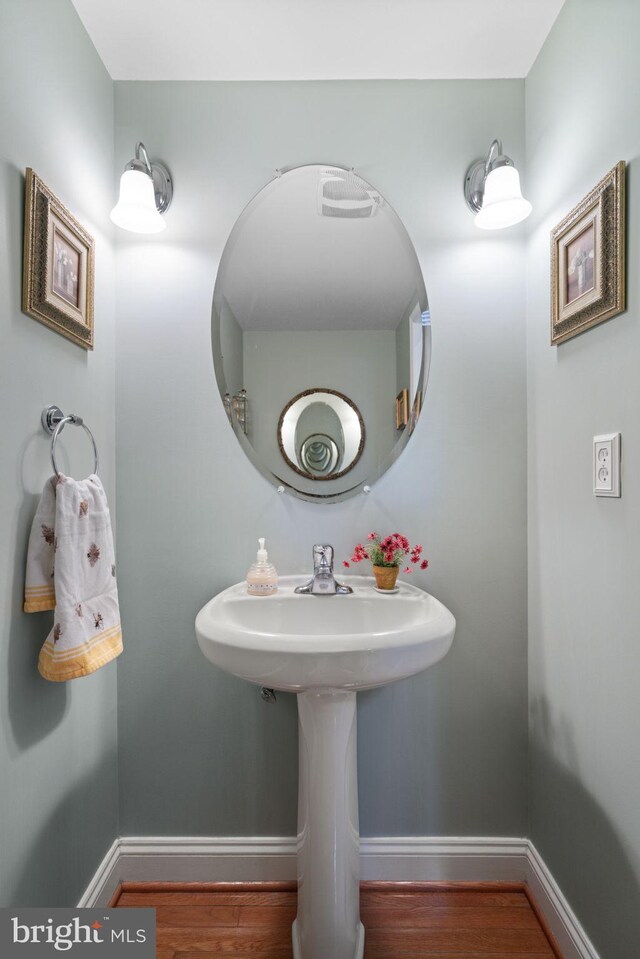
[292,689,364,959]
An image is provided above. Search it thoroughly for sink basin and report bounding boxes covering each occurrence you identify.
[196,573,455,959]
[196,574,455,691]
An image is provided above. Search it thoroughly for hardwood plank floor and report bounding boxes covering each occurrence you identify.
[114,881,562,959]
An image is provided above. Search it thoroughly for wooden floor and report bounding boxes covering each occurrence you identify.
[111,883,562,959]
[113,881,562,959]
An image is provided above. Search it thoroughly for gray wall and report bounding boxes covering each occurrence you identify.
[114,79,528,838]
[0,0,118,905]
[526,1,640,955]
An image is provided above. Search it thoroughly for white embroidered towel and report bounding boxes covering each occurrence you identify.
[24,474,123,681]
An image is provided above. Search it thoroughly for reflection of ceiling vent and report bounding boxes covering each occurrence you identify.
[318,168,382,218]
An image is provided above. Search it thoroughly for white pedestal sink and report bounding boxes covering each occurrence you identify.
[196,574,455,959]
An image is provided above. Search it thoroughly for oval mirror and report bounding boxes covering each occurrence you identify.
[212,164,430,502]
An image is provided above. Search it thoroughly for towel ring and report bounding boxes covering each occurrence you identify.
[41,405,99,478]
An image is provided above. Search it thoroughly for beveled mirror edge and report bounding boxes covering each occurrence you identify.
[211,162,431,504]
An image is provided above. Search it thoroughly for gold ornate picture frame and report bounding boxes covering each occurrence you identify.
[395,389,408,430]
[22,169,95,350]
[550,161,625,346]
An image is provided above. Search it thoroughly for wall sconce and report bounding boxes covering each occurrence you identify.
[224,389,248,434]
[464,139,531,230]
[110,142,172,234]
[232,389,248,434]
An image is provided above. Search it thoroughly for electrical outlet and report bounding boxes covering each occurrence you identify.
[594,433,621,497]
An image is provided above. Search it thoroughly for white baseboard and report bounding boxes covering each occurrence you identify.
[79,835,600,959]
[119,836,296,886]
[526,842,600,959]
[360,837,528,882]
[77,839,121,908]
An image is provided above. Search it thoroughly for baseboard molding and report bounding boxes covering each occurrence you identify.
[77,839,120,908]
[120,836,296,886]
[79,835,600,959]
[526,842,600,959]
[360,837,528,882]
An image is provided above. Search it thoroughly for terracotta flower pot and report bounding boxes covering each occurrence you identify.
[373,565,399,590]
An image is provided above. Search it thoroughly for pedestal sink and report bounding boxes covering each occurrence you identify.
[195,574,455,959]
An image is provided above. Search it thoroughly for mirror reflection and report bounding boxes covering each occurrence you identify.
[212,164,430,501]
[278,388,365,480]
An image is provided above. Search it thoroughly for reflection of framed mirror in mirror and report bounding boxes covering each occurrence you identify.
[278,388,365,481]
[211,163,430,502]
[299,435,340,475]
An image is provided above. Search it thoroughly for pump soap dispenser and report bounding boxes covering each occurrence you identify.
[246,538,278,596]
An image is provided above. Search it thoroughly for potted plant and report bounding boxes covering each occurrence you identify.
[343,532,428,591]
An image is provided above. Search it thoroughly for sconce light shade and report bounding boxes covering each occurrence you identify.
[464,139,532,230]
[111,169,165,233]
[110,142,172,234]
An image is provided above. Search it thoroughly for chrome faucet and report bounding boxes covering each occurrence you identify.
[294,544,353,595]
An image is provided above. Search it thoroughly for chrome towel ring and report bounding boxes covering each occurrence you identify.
[41,405,99,478]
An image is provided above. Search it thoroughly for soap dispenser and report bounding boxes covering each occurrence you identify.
[246,538,278,596]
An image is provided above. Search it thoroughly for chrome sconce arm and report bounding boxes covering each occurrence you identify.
[464,138,509,214]
[123,141,173,215]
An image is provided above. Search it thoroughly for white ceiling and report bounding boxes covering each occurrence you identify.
[70,0,565,81]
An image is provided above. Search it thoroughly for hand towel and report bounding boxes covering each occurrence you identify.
[24,474,123,681]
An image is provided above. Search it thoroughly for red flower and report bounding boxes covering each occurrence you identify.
[344,532,429,578]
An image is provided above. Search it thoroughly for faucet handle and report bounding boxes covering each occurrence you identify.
[313,544,333,568]
[295,543,352,595]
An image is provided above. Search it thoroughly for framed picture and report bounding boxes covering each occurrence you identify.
[550,161,625,345]
[395,389,408,430]
[22,169,95,349]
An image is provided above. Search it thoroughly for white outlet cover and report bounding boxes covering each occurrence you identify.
[593,432,621,497]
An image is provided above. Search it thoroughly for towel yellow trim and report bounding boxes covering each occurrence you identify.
[24,586,56,613]
[38,627,123,682]
[42,624,122,662]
